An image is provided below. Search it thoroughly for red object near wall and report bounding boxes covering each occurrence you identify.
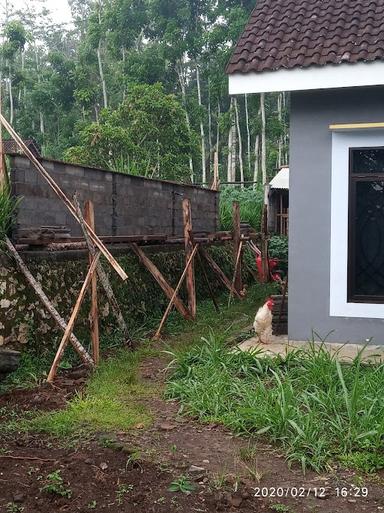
[256,256,280,282]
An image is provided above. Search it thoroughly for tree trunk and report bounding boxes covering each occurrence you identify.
[227,97,236,183]
[253,134,260,188]
[245,94,251,174]
[234,97,244,187]
[97,40,108,109]
[196,64,206,185]
[260,93,267,185]
[177,60,194,182]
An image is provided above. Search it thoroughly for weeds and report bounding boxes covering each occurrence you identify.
[168,476,195,494]
[167,334,384,473]
[115,484,133,504]
[6,504,24,513]
[40,470,72,498]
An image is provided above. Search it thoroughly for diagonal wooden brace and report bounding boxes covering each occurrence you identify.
[131,243,192,320]
[5,237,94,368]
[47,253,100,382]
[199,247,242,299]
[0,113,127,281]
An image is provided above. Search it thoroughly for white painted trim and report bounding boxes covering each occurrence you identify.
[330,130,384,318]
[228,61,384,94]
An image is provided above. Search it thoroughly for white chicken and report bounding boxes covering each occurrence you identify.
[253,298,274,344]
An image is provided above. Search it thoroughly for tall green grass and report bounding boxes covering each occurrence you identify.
[219,186,264,231]
[166,334,384,473]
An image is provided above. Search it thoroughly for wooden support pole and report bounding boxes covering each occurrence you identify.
[5,237,94,368]
[228,240,244,307]
[47,254,100,383]
[0,113,128,281]
[232,201,242,294]
[84,201,100,365]
[199,247,242,299]
[182,198,196,319]
[131,243,192,320]
[154,243,199,340]
[73,196,130,341]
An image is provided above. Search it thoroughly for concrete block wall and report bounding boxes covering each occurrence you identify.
[9,156,219,240]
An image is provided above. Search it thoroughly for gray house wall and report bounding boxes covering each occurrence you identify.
[289,86,384,344]
[10,155,219,241]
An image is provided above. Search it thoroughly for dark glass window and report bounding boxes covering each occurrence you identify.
[348,148,384,302]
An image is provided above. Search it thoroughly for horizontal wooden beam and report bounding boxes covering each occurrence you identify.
[329,122,384,130]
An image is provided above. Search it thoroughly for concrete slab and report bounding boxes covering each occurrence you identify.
[236,335,384,364]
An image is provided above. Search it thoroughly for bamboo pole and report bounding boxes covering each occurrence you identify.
[5,237,94,367]
[154,243,199,340]
[47,254,100,383]
[0,113,127,281]
[73,196,130,341]
[84,201,100,365]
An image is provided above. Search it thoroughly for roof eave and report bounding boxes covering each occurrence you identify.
[228,60,384,95]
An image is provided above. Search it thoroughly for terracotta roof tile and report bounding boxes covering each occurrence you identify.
[227,0,384,74]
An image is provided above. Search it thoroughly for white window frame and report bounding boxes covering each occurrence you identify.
[330,130,384,318]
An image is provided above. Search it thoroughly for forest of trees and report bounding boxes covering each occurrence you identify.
[0,0,289,186]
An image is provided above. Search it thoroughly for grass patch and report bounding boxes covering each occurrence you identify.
[3,283,275,440]
[17,346,156,437]
[166,335,384,473]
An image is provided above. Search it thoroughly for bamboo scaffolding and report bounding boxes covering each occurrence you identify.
[47,254,100,382]
[199,247,242,299]
[0,113,127,281]
[154,243,199,340]
[5,237,94,367]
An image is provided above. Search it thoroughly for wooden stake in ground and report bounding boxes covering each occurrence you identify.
[232,201,243,294]
[131,243,192,320]
[0,113,127,281]
[84,201,100,365]
[228,240,244,307]
[73,196,130,342]
[47,254,100,383]
[183,198,196,319]
[5,237,94,368]
[154,243,199,340]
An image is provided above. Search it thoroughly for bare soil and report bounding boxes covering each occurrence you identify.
[1,359,383,513]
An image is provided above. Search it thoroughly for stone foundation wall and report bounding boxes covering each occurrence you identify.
[0,245,236,349]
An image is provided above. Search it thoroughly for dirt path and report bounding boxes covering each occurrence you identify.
[1,358,383,513]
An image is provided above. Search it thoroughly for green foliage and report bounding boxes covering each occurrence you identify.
[0,0,288,185]
[40,470,72,498]
[168,476,196,494]
[268,235,288,261]
[220,186,264,231]
[24,346,155,437]
[65,83,196,181]
[0,184,21,242]
[166,335,384,473]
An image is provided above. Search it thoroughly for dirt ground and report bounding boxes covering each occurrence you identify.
[1,359,383,513]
